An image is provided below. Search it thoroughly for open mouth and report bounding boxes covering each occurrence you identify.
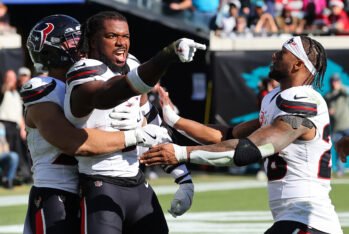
[114,49,127,65]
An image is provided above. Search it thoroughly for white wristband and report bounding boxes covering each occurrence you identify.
[127,68,153,94]
[173,144,188,162]
[124,130,137,148]
[163,104,180,127]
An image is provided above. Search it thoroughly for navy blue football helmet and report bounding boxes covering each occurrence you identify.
[27,14,81,68]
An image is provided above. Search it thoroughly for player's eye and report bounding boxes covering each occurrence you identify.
[105,33,116,39]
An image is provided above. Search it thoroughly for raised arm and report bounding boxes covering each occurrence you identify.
[69,39,206,117]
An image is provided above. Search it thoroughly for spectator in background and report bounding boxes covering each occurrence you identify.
[303,0,327,34]
[276,4,299,33]
[234,15,253,37]
[264,0,276,17]
[215,0,240,26]
[167,0,220,31]
[295,1,318,34]
[303,0,327,17]
[163,0,192,20]
[324,0,349,34]
[0,3,9,24]
[215,0,241,37]
[17,67,31,91]
[0,3,15,33]
[325,74,349,177]
[240,0,252,17]
[282,0,303,19]
[249,0,278,34]
[0,122,19,189]
[0,70,31,183]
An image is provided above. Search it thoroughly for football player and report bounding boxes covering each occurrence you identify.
[64,11,204,234]
[141,36,343,234]
[22,14,172,234]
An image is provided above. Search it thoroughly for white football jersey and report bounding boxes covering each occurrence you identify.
[260,85,342,233]
[64,55,144,177]
[21,77,79,194]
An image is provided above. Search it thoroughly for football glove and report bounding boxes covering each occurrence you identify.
[168,182,194,218]
[136,124,172,147]
[175,38,206,63]
[109,98,142,130]
[164,38,206,63]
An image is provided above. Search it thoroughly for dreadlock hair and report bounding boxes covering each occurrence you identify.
[78,11,128,55]
[300,36,327,90]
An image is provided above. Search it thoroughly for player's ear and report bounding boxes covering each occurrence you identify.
[293,60,304,72]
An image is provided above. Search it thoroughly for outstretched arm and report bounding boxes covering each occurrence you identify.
[158,86,260,144]
[158,86,226,144]
[70,39,206,117]
[140,115,314,166]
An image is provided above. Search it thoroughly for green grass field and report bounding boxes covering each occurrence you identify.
[0,173,348,233]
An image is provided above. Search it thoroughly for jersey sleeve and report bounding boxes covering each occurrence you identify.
[127,54,140,70]
[275,87,318,119]
[273,86,329,129]
[20,76,65,108]
[66,59,113,87]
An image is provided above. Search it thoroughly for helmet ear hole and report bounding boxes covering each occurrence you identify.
[27,14,81,70]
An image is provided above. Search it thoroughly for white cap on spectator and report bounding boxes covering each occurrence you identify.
[18,67,31,77]
[329,0,344,8]
[227,0,241,10]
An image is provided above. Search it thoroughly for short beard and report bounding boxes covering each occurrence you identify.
[98,53,129,74]
[268,69,287,82]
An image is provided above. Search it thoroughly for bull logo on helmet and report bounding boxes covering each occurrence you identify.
[28,23,54,52]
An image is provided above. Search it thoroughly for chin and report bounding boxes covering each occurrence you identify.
[116,61,126,67]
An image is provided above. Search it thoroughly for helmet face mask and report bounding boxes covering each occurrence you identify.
[27,15,81,69]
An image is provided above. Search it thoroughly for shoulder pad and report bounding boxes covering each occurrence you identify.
[127,54,140,70]
[276,87,318,117]
[66,59,109,85]
[20,77,64,107]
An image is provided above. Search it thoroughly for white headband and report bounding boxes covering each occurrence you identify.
[283,36,316,75]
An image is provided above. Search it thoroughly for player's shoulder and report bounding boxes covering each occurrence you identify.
[70,58,104,69]
[66,58,110,85]
[127,54,140,64]
[20,76,64,106]
[127,53,140,70]
[276,86,320,117]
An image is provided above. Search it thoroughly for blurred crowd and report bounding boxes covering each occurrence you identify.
[163,0,349,37]
[0,67,33,189]
[0,3,16,34]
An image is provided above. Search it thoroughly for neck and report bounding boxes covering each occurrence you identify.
[280,71,312,90]
[48,67,69,82]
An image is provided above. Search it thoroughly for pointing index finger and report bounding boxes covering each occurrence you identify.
[194,42,206,50]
